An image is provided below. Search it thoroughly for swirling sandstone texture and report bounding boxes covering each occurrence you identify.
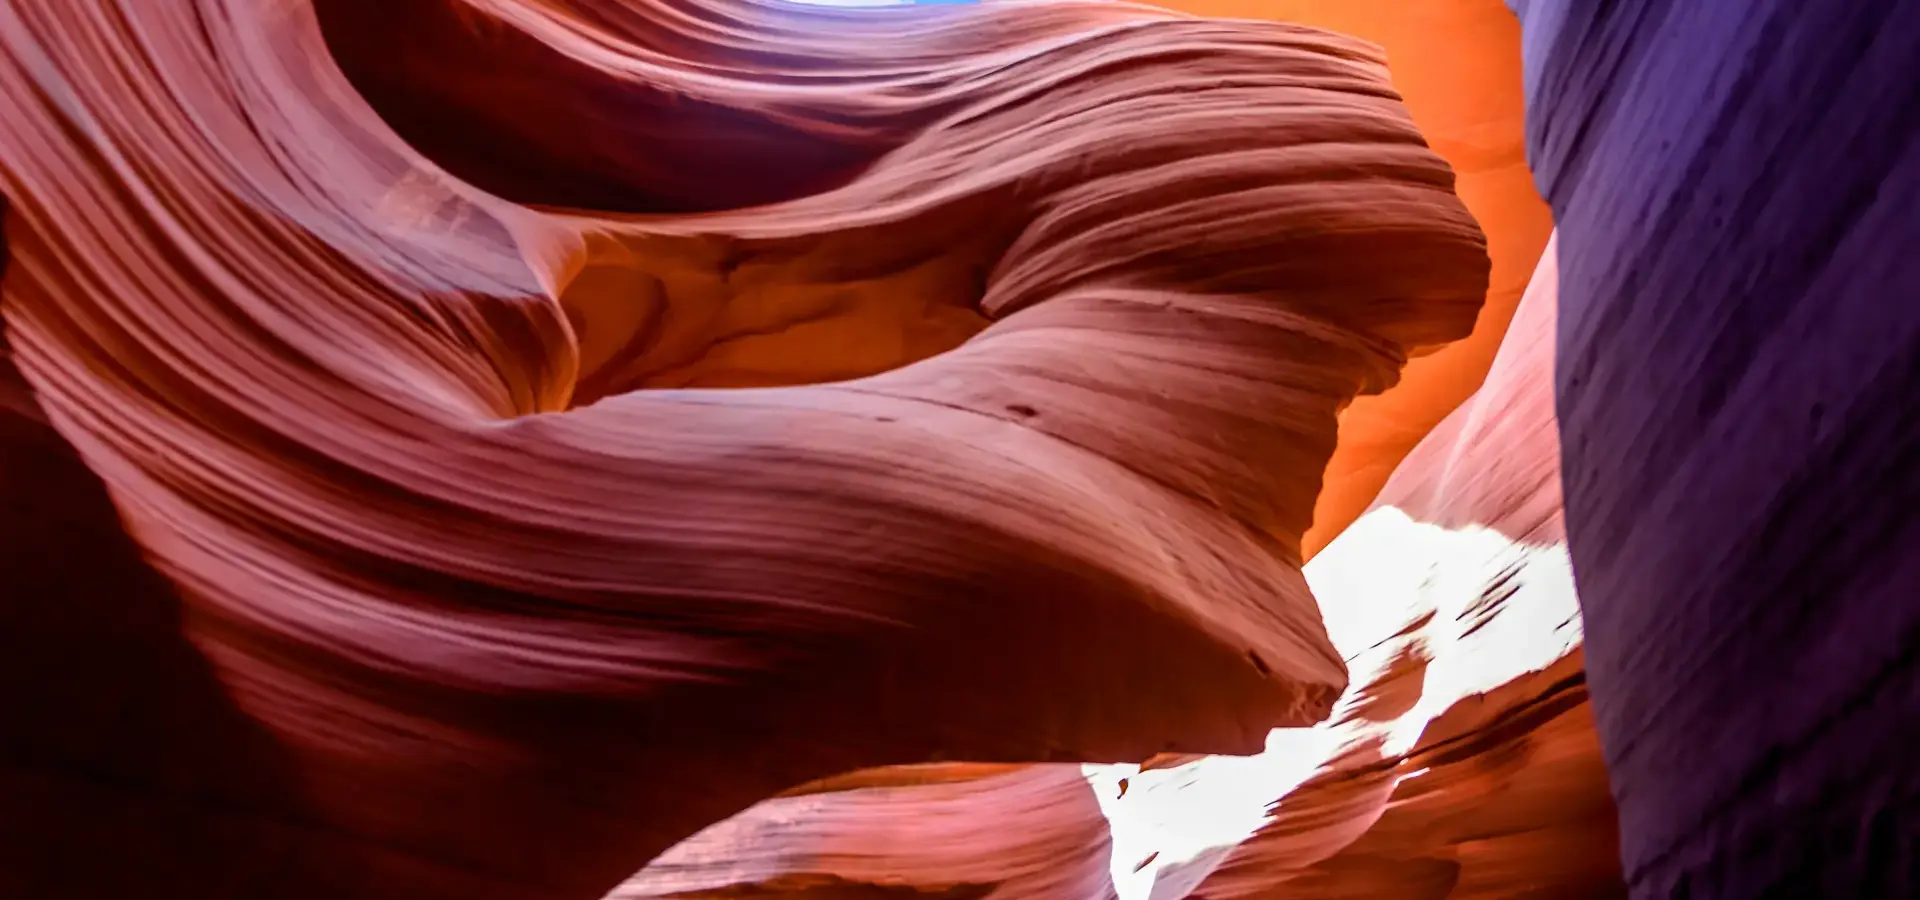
[615,1,1920,896]
[604,4,1566,897]
[0,1,1490,899]
[1171,0,1555,559]
[1510,0,1920,896]
[1174,235,1621,900]
[617,762,1116,900]
[615,239,1623,900]
[1082,237,1617,900]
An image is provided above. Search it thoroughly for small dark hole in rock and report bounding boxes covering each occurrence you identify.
[1005,403,1038,418]
[1248,650,1272,676]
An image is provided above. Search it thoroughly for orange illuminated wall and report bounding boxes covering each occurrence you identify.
[1162,0,1554,557]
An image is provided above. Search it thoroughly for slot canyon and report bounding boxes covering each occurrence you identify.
[1,0,1913,898]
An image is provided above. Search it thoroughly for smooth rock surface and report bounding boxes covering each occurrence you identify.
[624,239,1626,900]
[1510,0,1920,895]
[1176,235,1621,900]
[615,0,1920,895]
[598,3,1565,895]
[0,1,1487,898]
[1172,0,1555,559]
[617,763,1114,900]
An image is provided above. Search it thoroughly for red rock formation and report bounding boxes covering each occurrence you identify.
[592,0,1920,896]
[603,5,1578,896]
[613,241,1622,900]
[1176,235,1622,900]
[1168,0,1555,559]
[617,763,1113,900]
[0,1,1488,898]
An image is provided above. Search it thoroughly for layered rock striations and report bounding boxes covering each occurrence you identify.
[18,0,1900,896]
[606,4,1586,896]
[614,238,1626,900]
[611,0,1920,895]
[1167,0,1556,559]
[1174,235,1621,900]
[1511,0,1920,895]
[0,1,1488,898]
[617,763,1116,900]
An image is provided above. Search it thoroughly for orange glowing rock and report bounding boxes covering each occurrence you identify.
[1176,0,1558,558]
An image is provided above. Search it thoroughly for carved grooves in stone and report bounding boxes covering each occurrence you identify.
[0,0,1487,897]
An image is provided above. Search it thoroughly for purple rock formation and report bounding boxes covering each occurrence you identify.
[1511,1,1920,895]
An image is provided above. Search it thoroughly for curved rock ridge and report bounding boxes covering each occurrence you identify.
[1166,0,1555,559]
[1176,234,1621,900]
[611,240,1623,900]
[616,763,1116,900]
[0,0,1487,897]
[1083,236,1615,900]
[600,5,1566,895]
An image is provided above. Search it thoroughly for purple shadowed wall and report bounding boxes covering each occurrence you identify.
[1511,1,1920,896]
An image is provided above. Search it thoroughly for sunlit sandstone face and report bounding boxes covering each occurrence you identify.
[3,0,1494,897]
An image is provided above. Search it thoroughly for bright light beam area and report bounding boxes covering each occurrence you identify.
[1088,508,1589,900]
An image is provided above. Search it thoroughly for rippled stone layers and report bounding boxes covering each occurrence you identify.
[1179,236,1621,900]
[0,0,1486,898]
[619,763,1115,900]
[1512,0,1920,895]
[599,0,1920,896]
[602,4,1589,896]
[1169,0,1555,560]
[614,240,1623,900]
